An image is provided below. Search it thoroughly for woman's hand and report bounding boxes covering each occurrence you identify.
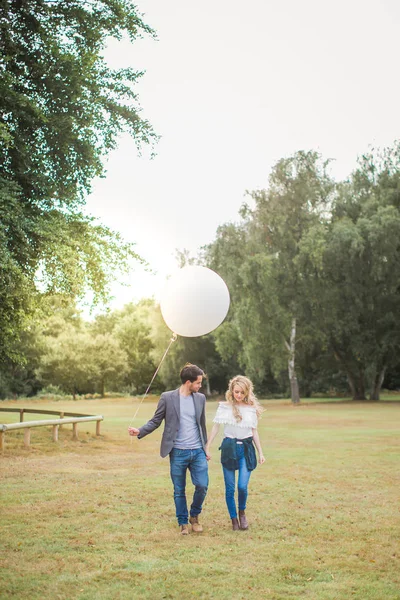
[205,423,220,461]
[252,429,265,464]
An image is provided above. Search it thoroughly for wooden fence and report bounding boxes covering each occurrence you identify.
[0,408,103,451]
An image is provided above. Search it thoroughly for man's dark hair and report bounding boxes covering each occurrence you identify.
[180,363,204,384]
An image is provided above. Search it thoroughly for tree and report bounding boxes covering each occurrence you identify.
[90,300,162,395]
[205,151,334,402]
[303,144,400,399]
[38,327,98,398]
[0,323,43,399]
[0,0,156,361]
[112,301,157,394]
[0,294,86,398]
[89,334,128,397]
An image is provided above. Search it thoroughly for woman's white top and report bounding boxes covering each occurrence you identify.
[213,402,258,439]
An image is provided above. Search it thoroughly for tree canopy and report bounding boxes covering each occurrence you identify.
[304,146,400,399]
[0,0,156,361]
[204,144,400,401]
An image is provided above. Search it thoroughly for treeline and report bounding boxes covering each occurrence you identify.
[0,297,234,399]
[1,145,400,402]
[203,145,400,401]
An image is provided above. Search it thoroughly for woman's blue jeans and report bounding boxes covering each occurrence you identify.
[169,448,209,525]
[222,443,251,519]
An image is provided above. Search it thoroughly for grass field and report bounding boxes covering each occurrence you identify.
[1,396,399,600]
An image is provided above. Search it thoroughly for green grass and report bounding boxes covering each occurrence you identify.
[1,396,399,599]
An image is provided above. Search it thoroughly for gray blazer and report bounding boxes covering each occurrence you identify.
[138,389,208,458]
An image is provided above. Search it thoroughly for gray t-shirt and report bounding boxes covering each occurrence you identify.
[173,394,202,449]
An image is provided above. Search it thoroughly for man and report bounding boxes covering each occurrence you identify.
[128,363,209,535]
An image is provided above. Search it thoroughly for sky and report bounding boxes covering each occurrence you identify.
[85,0,400,310]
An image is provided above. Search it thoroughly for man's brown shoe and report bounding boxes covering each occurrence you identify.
[180,524,189,535]
[189,516,203,533]
[239,510,248,530]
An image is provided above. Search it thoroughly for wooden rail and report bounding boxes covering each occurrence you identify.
[0,408,93,421]
[0,414,103,451]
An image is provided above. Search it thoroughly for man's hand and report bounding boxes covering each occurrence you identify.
[128,427,140,437]
[205,447,211,461]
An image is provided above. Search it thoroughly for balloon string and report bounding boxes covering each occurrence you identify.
[129,333,178,429]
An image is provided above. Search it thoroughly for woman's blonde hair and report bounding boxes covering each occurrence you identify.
[225,375,264,422]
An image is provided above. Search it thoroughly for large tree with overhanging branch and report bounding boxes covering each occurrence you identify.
[0,0,157,362]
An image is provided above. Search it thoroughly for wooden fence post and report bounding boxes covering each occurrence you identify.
[96,420,101,436]
[24,428,31,447]
[20,409,24,422]
[0,430,4,451]
[59,412,64,430]
[72,422,78,441]
[52,425,59,442]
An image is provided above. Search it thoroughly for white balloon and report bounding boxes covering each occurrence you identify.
[160,266,230,337]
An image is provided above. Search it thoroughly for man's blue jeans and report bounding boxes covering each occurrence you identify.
[169,448,209,525]
[222,443,251,519]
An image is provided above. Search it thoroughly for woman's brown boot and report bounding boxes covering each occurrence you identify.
[231,517,240,531]
[239,510,248,530]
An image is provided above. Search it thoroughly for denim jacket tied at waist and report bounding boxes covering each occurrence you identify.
[219,436,257,472]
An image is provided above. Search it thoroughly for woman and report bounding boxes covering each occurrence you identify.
[205,375,265,530]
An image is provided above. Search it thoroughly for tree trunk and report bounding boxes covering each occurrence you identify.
[203,362,211,396]
[369,366,386,401]
[347,373,356,398]
[285,318,300,404]
[347,371,366,400]
[355,369,366,400]
[100,378,105,398]
[333,347,367,400]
